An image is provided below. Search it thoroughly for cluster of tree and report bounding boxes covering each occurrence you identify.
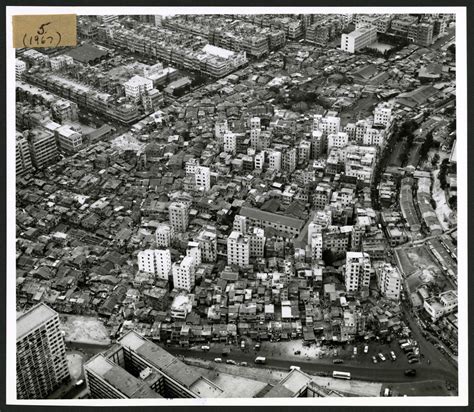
[397,119,419,165]
[361,43,406,59]
[438,158,450,189]
[419,130,440,162]
[448,195,457,210]
[447,43,455,56]
[377,32,410,47]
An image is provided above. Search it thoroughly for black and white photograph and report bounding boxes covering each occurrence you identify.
[5,5,469,407]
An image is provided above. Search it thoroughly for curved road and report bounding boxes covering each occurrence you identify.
[165,346,457,384]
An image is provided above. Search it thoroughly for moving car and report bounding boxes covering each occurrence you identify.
[333,359,344,364]
[390,351,397,361]
[226,359,237,365]
[255,356,266,364]
[214,358,222,363]
[378,353,386,362]
[75,379,84,386]
[240,362,248,367]
[290,366,301,371]
[372,356,378,364]
[353,347,357,355]
[408,358,419,364]
[364,345,369,354]
[241,341,246,349]
[201,345,210,351]
[255,343,261,350]
[404,369,417,377]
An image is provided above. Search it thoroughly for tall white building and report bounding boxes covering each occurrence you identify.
[233,215,247,234]
[310,231,323,260]
[187,241,202,266]
[137,249,172,280]
[223,131,237,154]
[215,118,229,139]
[28,128,58,169]
[195,166,211,191]
[341,25,377,53]
[249,117,261,150]
[227,231,250,266]
[373,102,393,127]
[327,132,349,150]
[155,223,173,247]
[345,251,372,292]
[124,75,153,102]
[255,151,265,169]
[16,59,27,80]
[268,151,282,171]
[249,227,266,258]
[169,202,189,233]
[374,262,402,300]
[313,114,341,136]
[197,228,217,263]
[172,255,195,292]
[17,304,70,399]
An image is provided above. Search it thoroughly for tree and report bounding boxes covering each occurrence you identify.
[431,153,440,167]
[447,43,455,56]
[448,195,457,209]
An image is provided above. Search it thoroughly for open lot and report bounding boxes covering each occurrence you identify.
[60,315,111,345]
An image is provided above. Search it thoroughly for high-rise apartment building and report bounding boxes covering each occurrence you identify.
[17,304,70,399]
[227,230,250,266]
[137,249,172,280]
[169,202,189,233]
[196,228,217,263]
[268,150,282,171]
[28,128,58,169]
[172,255,196,292]
[194,166,211,192]
[373,102,393,127]
[374,262,402,300]
[155,223,173,247]
[345,252,372,292]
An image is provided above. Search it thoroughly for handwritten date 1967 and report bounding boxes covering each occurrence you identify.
[22,22,62,48]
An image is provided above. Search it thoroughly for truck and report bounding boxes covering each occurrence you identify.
[254,356,266,364]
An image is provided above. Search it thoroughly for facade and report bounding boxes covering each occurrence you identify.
[28,128,59,169]
[138,249,172,280]
[424,290,458,321]
[373,102,393,127]
[197,228,218,263]
[374,262,402,300]
[345,251,372,292]
[16,59,27,80]
[268,150,282,171]
[341,25,377,53]
[169,202,189,233]
[195,166,211,192]
[16,134,33,176]
[56,125,83,153]
[227,230,250,266]
[17,304,70,399]
[172,255,196,292]
[155,223,173,247]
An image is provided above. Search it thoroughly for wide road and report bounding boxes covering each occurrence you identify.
[164,346,457,384]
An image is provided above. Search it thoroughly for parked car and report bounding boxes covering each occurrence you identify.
[255,343,261,350]
[290,366,301,371]
[372,356,378,364]
[226,359,237,365]
[364,345,369,354]
[408,358,419,364]
[390,351,397,361]
[241,341,246,349]
[316,372,329,377]
[294,350,301,355]
[378,353,386,362]
[404,369,417,377]
[201,345,210,351]
[353,347,357,355]
[240,362,248,367]
[333,359,344,364]
[214,358,222,363]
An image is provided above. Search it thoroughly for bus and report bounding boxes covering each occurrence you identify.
[332,371,351,380]
[254,356,266,364]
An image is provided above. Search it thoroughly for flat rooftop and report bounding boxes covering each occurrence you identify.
[240,206,305,230]
[17,303,57,341]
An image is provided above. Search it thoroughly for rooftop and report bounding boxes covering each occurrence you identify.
[17,303,57,341]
